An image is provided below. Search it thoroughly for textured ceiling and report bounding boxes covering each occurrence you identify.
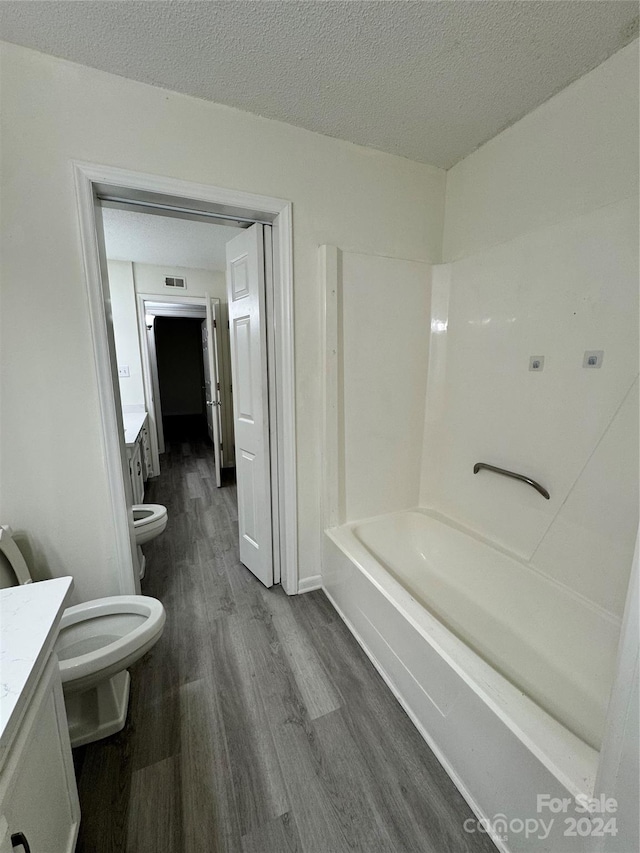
[0,1,637,168]
[102,207,242,271]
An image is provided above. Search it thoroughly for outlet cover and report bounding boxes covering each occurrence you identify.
[529,356,544,372]
[118,365,130,378]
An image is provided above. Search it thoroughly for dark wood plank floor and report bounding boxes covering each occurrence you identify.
[74,440,496,853]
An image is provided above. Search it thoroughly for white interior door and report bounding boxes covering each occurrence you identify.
[146,319,165,455]
[210,301,226,466]
[226,224,273,586]
[201,316,222,488]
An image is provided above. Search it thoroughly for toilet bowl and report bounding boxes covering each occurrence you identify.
[56,595,165,746]
[0,525,166,748]
[132,504,168,546]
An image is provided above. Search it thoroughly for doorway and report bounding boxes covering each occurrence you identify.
[155,316,207,441]
[74,162,297,595]
[136,292,232,490]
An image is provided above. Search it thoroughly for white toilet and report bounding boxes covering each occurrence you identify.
[132,504,168,580]
[0,525,166,747]
[132,504,168,546]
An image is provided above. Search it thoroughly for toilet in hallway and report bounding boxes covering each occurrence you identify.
[132,504,168,546]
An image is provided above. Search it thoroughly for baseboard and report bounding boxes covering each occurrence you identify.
[297,574,322,594]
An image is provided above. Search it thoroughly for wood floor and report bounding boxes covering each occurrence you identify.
[74,440,496,853]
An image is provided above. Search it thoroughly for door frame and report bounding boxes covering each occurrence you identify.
[73,161,298,595]
[139,292,223,488]
[136,292,211,476]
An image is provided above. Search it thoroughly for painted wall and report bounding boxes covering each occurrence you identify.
[133,263,227,300]
[443,42,639,263]
[107,260,145,408]
[0,42,445,599]
[421,42,639,619]
[341,251,431,521]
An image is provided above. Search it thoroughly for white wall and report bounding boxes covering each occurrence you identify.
[0,41,445,599]
[421,42,639,618]
[443,42,639,262]
[341,251,431,521]
[133,263,227,300]
[107,260,145,408]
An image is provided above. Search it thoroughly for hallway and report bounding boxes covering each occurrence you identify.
[74,440,495,853]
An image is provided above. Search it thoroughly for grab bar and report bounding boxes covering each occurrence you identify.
[473,463,550,500]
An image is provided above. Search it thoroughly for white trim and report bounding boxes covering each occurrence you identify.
[203,295,223,485]
[272,206,298,595]
[320,245,345,530]
[297,574,322,594]
[137,293,162,474]
[73,162,298,596]
[264,225,281,585]
[73,167,139,595]
[75,160,289,216]
[138,292,219,477]
[146,323,164,454]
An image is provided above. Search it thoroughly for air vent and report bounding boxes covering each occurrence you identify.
[164,276,186,290]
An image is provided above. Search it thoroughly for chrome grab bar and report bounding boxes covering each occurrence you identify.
[473,462,550,500]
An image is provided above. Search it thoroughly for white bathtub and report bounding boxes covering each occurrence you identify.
[323,509,621,853]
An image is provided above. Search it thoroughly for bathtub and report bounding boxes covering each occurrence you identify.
[323,509,621,853]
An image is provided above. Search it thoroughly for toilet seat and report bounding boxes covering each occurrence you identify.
[57,595,166,694]
[132,504,168,546]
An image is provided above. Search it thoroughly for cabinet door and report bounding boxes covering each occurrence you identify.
[129,443,144,504]
[140,425,153,481]
[0,658,80,853]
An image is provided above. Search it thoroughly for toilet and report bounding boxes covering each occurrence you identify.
[132,503,168,581]
[0,525,166,747]
[132,504,168,546]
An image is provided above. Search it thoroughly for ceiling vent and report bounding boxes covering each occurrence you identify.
[164,276,186,290]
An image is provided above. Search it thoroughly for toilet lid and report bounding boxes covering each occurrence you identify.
[0,526,33,585]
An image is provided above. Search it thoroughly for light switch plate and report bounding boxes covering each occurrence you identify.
[583,350,604,369]
[529,356,544,371]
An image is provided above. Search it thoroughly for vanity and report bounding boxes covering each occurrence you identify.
[0,578,79,852]
[123,411,152,504]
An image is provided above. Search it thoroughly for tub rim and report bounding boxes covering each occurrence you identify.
[325,510,600,799]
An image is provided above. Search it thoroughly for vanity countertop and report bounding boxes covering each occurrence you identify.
[0,577,73,758]
[123,411,148,447]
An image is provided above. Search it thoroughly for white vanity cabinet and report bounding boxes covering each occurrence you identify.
[0,578,79,853]
[0,660,79,853]
[128,441,144,505]
[140,423,153,481]
[123,412,151,503]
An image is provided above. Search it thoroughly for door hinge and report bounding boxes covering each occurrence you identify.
[213,319,217,328]
[217,382,220,391]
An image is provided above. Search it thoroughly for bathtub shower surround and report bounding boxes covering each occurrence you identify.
[322,42,638,853]
[420,197,639,621]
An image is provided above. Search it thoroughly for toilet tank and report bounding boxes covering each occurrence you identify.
[0,526,34,588]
